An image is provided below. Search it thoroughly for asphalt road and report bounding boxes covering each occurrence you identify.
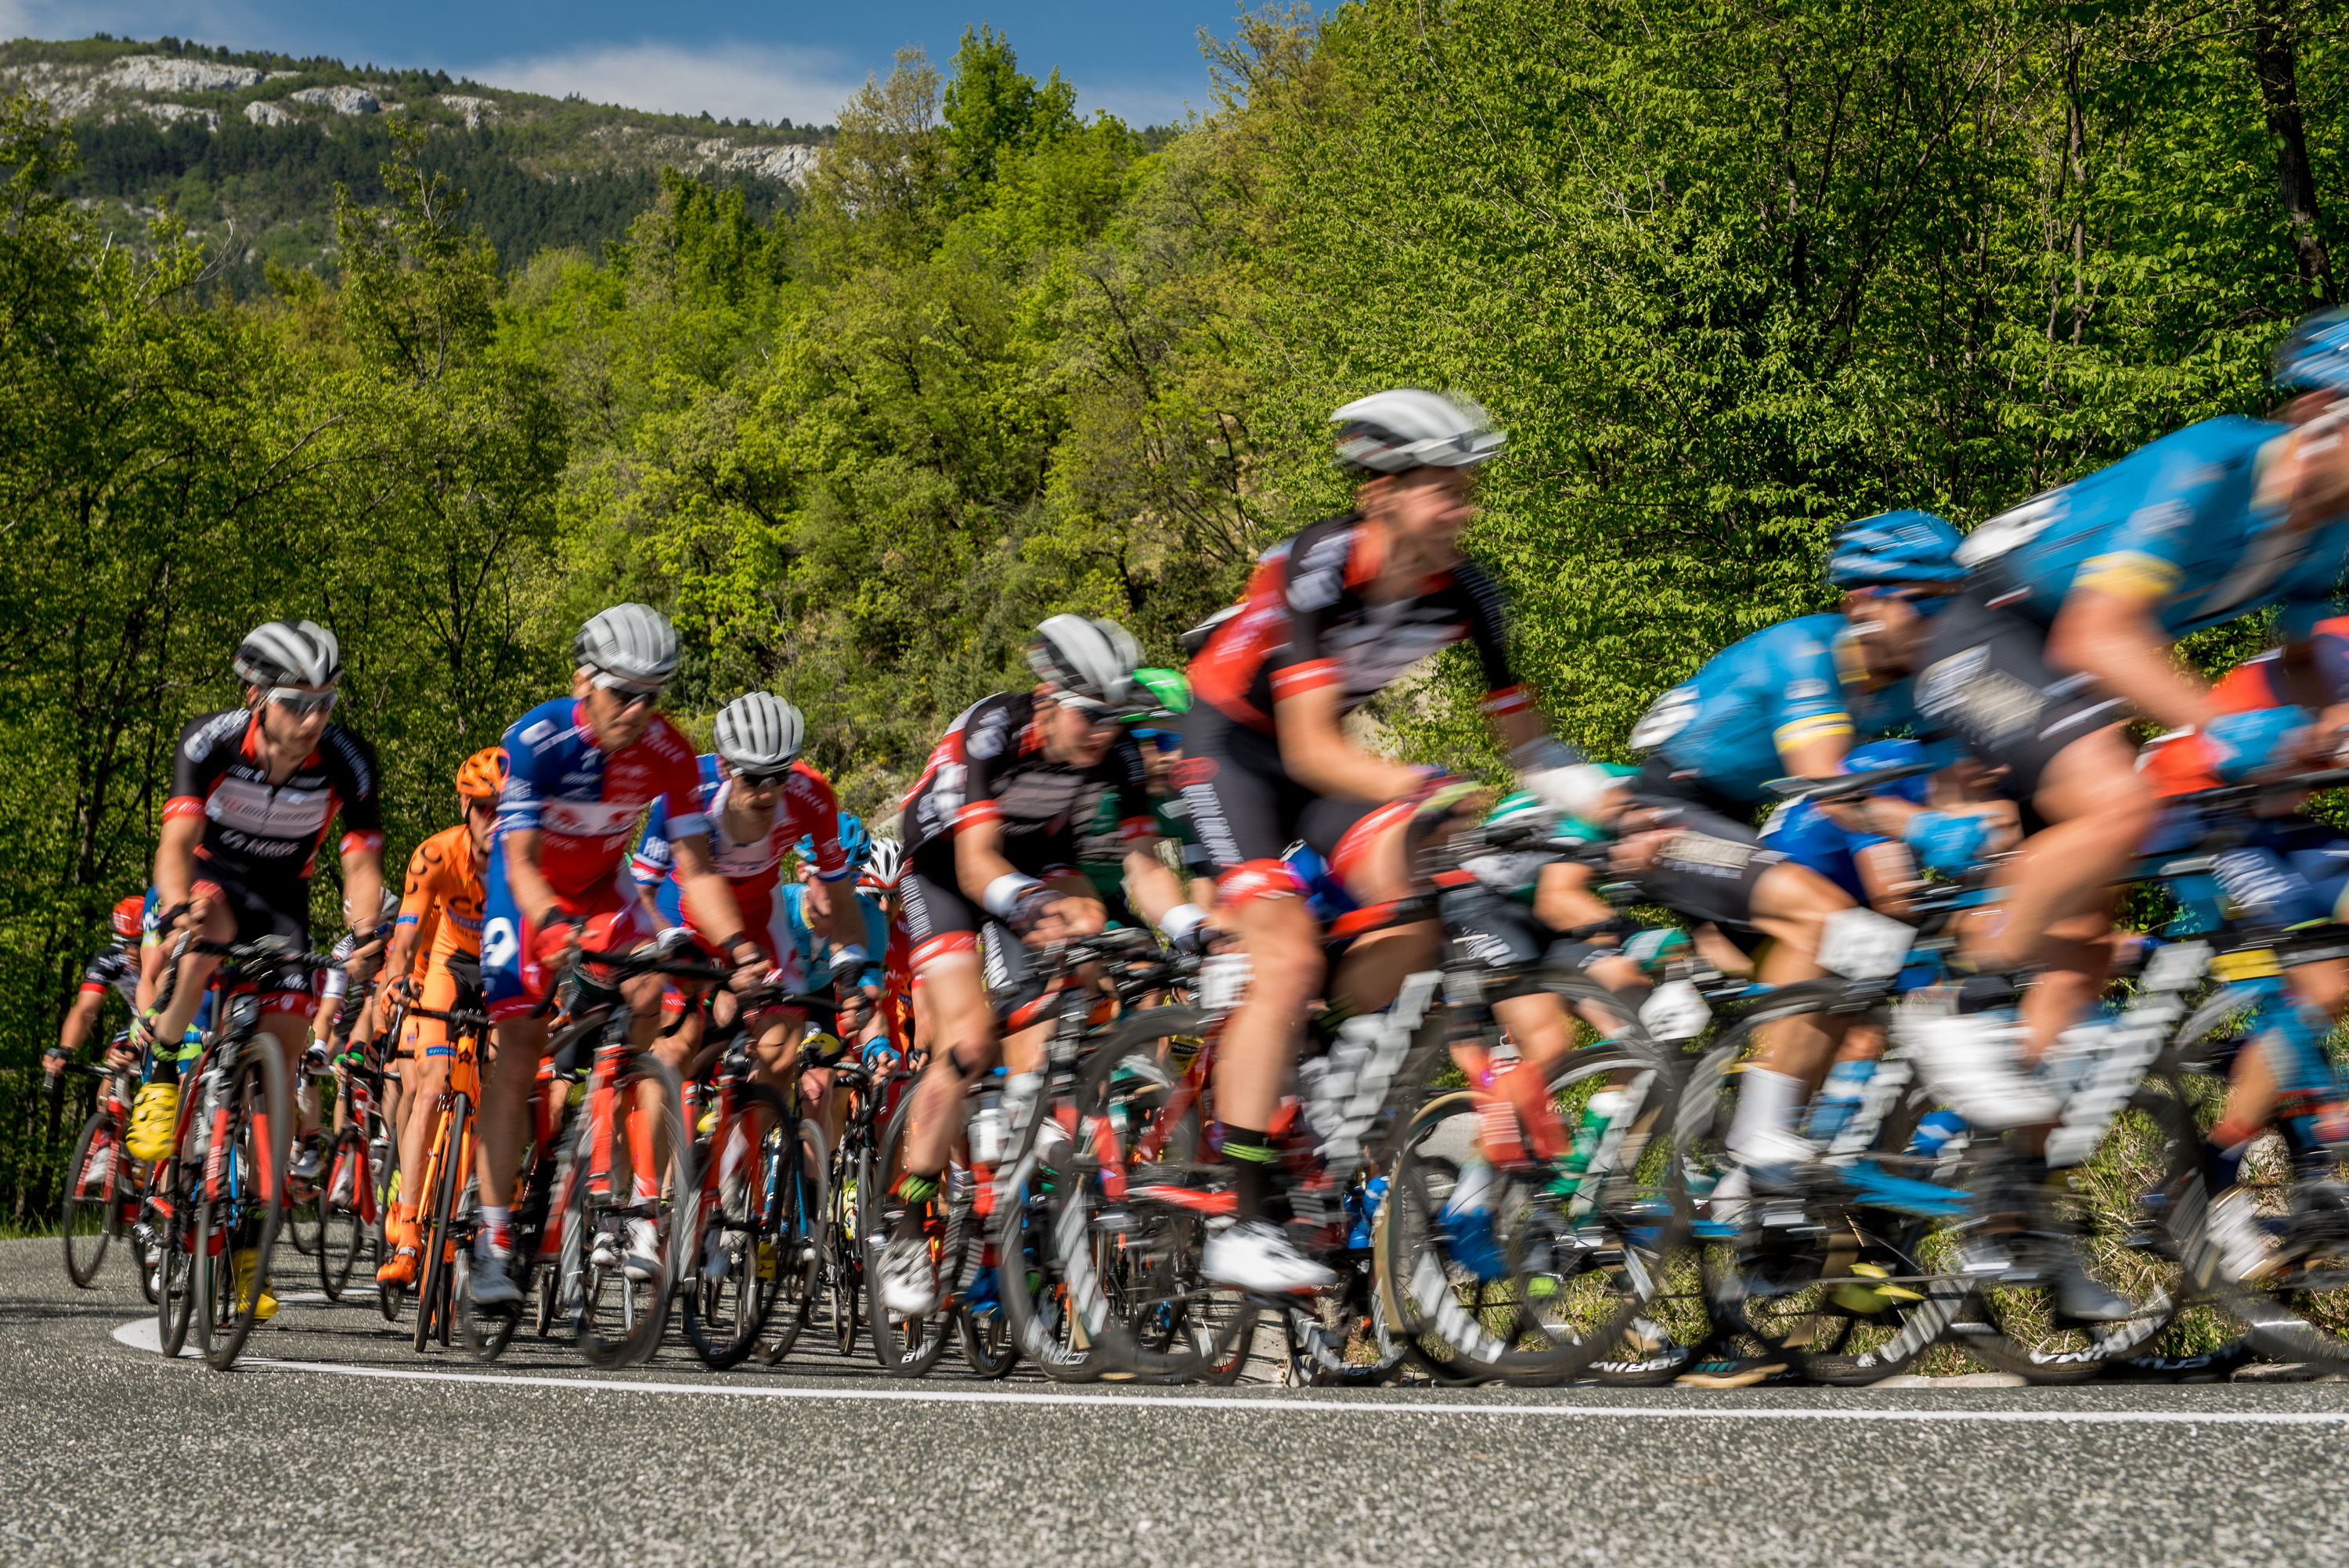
[6,1237,2349,1566]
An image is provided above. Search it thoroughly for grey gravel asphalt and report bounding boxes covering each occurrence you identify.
[6,1236,2349,1566]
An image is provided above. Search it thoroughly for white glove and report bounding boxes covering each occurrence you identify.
[1511,737,1621,821]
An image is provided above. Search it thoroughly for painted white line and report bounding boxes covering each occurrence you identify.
[181,1346,2349,1426]
[111,1317,201,1358]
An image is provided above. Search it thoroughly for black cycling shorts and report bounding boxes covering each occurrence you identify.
[898,867,1053,1029]
[1914,589,2128,803]
[1177,701,1379,873]
[186,855,312,1007]
[1626,759,1786,936]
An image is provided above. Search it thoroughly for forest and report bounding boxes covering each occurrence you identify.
[0,0,2340,1216]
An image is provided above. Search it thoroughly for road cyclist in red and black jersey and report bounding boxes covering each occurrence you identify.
[467,604,775,1306]
[879,615,1201,1314]
[133,619,391,1317]
[1179,388,1622,1294]
[45,896,148,1102]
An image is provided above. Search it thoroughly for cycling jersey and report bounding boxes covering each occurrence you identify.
[900,692,1153,869]
[1759,802,1891,904]
[79,946,139,1007]
[482,697,700,1019]
[1964,416,2349,640]
[1190,514,1520,732]
[1634,615,1917,807]
[397,824,488,960]
[780,881,888,992]
[633,754,848,941]
[2145,616,2349,796]
[164,709,384,887]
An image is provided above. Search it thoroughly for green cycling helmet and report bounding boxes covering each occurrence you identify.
[1129,667,1192,720]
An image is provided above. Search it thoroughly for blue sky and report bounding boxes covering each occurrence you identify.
[2,2,1248,126]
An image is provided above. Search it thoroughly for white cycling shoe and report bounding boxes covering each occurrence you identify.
[622,1217,662,1283]
[878,1234,939,1316]
[467,1235,521,1307]
[1201,1219,1336,1294]
[1893,1011,2061,1130]
[2208,1188,2285,1285]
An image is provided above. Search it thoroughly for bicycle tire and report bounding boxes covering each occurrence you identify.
[61,1109,121,1288]
[990,1053,1107,1383]
[569,1055,691,1369]
[317,1129,366,1300]
[757,1114,827,1364]
[683,1083,795,1369]
[958,1303,1019,1378]
[194,1040,293,1371]
[415,1095,470,1354]
[821,1144,863,1359]
[1068,1015,1257,1383]
[157,1151,196,1356]
[866,1093,955,1377]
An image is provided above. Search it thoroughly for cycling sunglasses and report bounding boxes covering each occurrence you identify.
[1051,690,1121,728]
[588,669,665,709]
[734,768,790,788]
[265,687,337,716]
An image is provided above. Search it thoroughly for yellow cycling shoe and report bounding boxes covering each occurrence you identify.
[125,1082,180,1164]
[231,1249,278,1322]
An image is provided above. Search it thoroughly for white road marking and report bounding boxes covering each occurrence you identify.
[96,1325,2349,1425]
[111,1317,200,1358]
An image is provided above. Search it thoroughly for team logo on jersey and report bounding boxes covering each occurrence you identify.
[1168,758,1220,788]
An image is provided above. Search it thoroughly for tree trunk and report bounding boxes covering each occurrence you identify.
[2248,1,2336,306]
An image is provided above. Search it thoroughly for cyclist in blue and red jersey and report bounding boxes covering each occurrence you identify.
[467,605,769,1303]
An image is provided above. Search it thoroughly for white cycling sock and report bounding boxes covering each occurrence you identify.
[477,1204,511,1248]
[1725,1069,1804,1157]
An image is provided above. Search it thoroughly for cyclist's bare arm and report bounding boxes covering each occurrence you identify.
[339,844,388,982]
[1120,843,1189,929]
[152,811,204,920]
[797,872,868,950]
[1274,683,1430,802]
[2047,587,2210,734]
[56,988,104,1054]
[953,817,1102,938]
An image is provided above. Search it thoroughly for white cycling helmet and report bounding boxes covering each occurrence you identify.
[234,619,342,689]
[861,836,904,890]
[1027,615,1145,711]
[1330,388,1505,474]
[575,604,680,684]
[714,691,806,772]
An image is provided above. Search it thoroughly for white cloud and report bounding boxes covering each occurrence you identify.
[460,40,864,127]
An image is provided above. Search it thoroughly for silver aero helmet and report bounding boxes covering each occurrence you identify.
[575,604,680,685]
[1330,388,1506,474]
[714,691,806,773]
[1027,614,1143,711]
[861,836,904,890]
[234,619,342,689]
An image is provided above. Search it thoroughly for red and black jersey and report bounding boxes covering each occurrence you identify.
[1189,513,1526,733]
[165,709,385,886]
[900,692,1153,871]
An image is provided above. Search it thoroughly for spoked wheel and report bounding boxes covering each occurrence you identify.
[683,1086,798,1370]
[1074,1025,1257,1383]
[283,1147,323,1258]
[193,1041,294,1371]
[1378,1033,1684,1386]
[61,1110,126,1288]
[156,1158,197,1357]
[866,1098,954,1377]
[1281,1273,1405,1387]
[317,1130,368,1301]
[568,1058,692,1369]
[959,1301,1018,1378]
[756,1116,826,1365]
[992,1072,1106,1383]
[414,1097,472,1354]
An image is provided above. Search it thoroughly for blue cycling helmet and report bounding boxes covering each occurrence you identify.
[1825,510,1968,588]
[798,813,872,871]
[1845,738,1932,806]
[2273,308,2349,394]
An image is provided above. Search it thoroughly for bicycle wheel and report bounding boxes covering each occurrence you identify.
[820,1144,862,1358]
[415,1097,470,1354]
[568,1057,691,1368]
[1072,1018,1257,1383]
[866,1095,955,1377]
[991,1062,1106,1383]
[1959,1066,2200,1381]
[1677,1028,1969,1385]
[757,1113,827,1364]
[959,1302,1019,1378]
[684,1084,795,1369]
[317,1129,367,1300]
[193,1040,293,1371]
[284,1144,323,1258]
[61,1109,124,1288]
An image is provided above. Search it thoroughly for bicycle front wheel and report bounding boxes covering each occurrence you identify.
[568,1057,691,1368]
[62,1109,124,1288]
[194,1041,294,1371]
[683,1084,795,1369]
[317,1129,367,1300]
[866,1094,954,1377]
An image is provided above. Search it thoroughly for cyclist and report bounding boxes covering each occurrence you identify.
[44,895,147,1095]
[373,748,504,1289]
[880,614,1197,1314]
[1077,668,1211,916]
[1894,308,2349,1117]
[1179,389,1618,1292]
[135,619,389,1316]
[469,607,767,1303]
[776,817,887,1151]
[632,693,863,1095]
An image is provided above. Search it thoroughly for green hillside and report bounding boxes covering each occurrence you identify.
[0,32,832,290]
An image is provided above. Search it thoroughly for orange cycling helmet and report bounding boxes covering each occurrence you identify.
[454,746,507,803]
[111,895,145,940]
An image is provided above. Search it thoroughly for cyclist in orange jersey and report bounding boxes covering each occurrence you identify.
[377,747,504,1288]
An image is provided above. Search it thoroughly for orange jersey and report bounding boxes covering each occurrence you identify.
[396,823,489,961]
